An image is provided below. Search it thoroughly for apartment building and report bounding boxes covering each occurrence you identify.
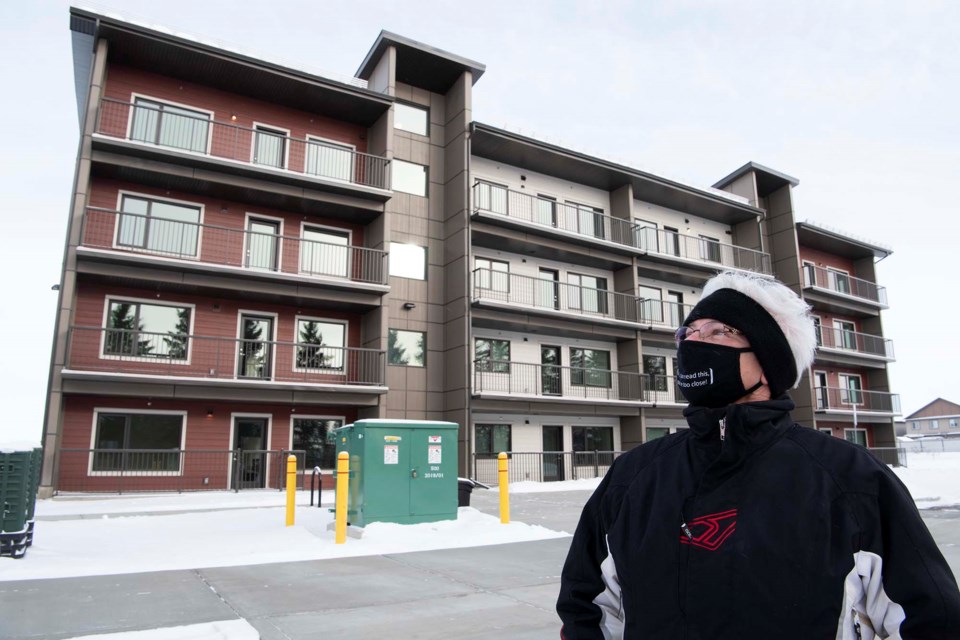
[40,9,899,495]
[905,399,960,437]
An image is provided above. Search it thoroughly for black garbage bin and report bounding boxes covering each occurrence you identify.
[458,479,474,507]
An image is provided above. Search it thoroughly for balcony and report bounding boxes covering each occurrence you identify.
[93,98,391,195]
[472,182,772,275]
[814,386,901,416]
[803,264,888,311]
[638,299,693,331]
[64,326,386,390]
[816,326,894,364]
[78,207,388,293]
[471,269,643,328]
[472,361,684,405]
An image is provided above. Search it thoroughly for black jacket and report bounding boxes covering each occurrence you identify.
[557,397,960,639]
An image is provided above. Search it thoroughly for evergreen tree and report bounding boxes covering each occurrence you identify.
[296,321,329,369]
[163,308,190,360]
[388,329,409,365]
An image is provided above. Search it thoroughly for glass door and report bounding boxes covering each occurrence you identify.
[537,268,560,310]
[541,345,562,396]
[814,371,828,409]
[234,417,267,489]
[245,218,280,271]
[542,426,564,482]
[238,314,274,380]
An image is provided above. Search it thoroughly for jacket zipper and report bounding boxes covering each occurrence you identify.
[719,417,726,441]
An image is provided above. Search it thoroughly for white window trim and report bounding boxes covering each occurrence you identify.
[818,427,833,436]
[250,122,292,169]
[99,296,196,365]
[228,413,274,490]
[127,92,214,154]
[843,427,868,446]
[288,414,346,469]
[802,260,817,286]
[114,190,206,260]
[838,373,864,406]
[234,310,279,379]
[87,408,188,477]
[292,315,349,374]
[298,221,352,277]
[243,212,285,272]
[834,319,857,350]
[304,135,356,183]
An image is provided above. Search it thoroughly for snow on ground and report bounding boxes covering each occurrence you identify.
[1,452,957,585]
[63,619,258,640]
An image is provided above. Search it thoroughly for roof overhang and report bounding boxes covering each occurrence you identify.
[471,123,764,225]
[70,7,392,126]
[714,161,799,198]
[796,221,893,260]
[357,30,485,93]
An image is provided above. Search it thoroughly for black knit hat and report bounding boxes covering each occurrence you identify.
[682,288,796,397]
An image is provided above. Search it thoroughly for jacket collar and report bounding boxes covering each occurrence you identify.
[683,395,795,446]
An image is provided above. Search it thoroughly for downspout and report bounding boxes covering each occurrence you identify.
[464,122,473,477]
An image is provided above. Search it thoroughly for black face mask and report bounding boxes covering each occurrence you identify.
[676,341,763,408]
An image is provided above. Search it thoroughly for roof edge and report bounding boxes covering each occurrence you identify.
[356,29,486,84]
[713,161,799,191]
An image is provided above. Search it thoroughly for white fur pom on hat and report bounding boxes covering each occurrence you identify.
[689,271,817,393]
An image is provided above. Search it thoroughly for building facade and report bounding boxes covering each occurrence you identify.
[40,9,899,495]
[905,399,960,437]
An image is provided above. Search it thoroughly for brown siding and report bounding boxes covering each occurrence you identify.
[798,247,858,278]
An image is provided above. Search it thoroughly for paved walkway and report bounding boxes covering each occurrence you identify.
[3,491,959,639]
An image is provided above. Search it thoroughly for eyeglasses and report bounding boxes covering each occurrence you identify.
[675,321,745,347]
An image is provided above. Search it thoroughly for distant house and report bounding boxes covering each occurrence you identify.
[904,399,960,437]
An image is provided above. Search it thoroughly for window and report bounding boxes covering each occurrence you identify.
[475,258,510,293]
[646,427,669,441]
[838,374,863,405]
[568,274,608,314]
[911,421,920,431]
[392,159,428,196]
[844,428,867,447]
[638,285,663,324]
[253,124,288,168]
[475,181,508,214]
[389,242,426,280]
[569,202,605,239]
[389,329,425,367]
[292,417,343,470]
[643,355,668,392]
[931,420,940,430]
[803,262,817,287]
[634,219,658,251]
[295,318,345,370]
[104,300,191,360]
[663,226,681,256]
[536,195,557,226]
[475,424,511,457]
[950,419,959,428]
[836,320,857,350]
[305,138,353,182]
[394,103,429,136]
[573,426,613,452]
[475,338,510,373]
[117,195,200,258]
[828,268,851,295]
[700,235,721,263]
[570,348,611,388]
[812,317,823,346]
[130,97,209,153]
[301,226,349,278]
[818,428,833,436]
[92,412,183,472]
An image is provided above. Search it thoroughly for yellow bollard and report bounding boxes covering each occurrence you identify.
[498,451,510,524]
[335,451,349,544]
[285,455,296,527]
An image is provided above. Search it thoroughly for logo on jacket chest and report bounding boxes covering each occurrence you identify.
[680,508,737,551]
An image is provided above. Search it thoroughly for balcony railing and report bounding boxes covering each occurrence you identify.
[638,299,693,329]
[95,98,391,190]
[803,264,887,306]
[66,326,386,386]
[471,268,643,324]
[814,386,901,414]
[472,451,623,485]
[80,207,388,285]
[817,326,894,359]
[472,182,772,275]
[472,361,683,404]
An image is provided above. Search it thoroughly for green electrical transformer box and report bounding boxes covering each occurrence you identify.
[333,419,459,527]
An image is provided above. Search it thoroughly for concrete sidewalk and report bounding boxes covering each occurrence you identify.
[0,490,584,640]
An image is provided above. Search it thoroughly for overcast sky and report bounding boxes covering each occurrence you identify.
[1,1,957,443]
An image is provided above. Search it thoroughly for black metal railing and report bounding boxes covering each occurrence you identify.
[472,361,684,404]
[472,181,772,275]
[472,451,622,485]
[813,386,901,414]
[55,448,307,494]
[817,326,894,359]
[67,326,386,386]
[803,264,887,306]
[96,98,390,190]
[80,207,388,285]
[867,447,906,467]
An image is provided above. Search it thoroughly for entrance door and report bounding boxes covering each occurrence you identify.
[542,426,564,482]
[238,314,274,380]
[814,371,828,409]
[234,417,267,489]
[666,290,684,328]
[246,218,280,271]
[537,268,560,310]
[541,345,562,396]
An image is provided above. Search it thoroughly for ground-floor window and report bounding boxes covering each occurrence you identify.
[92,412,184,473]
[475,423,511,457]
[292,417,343,470]
[646,427,670,441]
[573,426,613,451]
[844,428,868,447]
